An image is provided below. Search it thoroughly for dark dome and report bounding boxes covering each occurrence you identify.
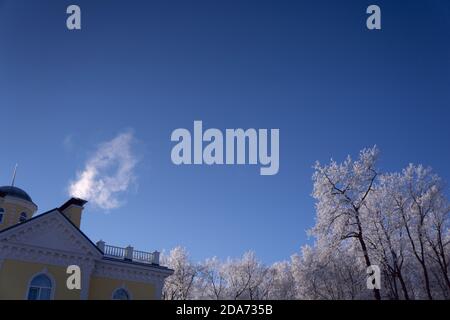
[0,186,33,202]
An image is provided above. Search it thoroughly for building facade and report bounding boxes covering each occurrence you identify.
[0,186,173,300]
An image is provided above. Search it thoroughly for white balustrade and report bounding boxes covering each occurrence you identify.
[96,241,160,265]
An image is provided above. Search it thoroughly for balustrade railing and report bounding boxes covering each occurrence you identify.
[97,241,160,265]
[103,244,126,259]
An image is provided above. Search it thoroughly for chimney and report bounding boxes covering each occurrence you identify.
[59,198,88,228]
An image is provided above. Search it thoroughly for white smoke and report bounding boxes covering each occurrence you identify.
[68,131,138,210]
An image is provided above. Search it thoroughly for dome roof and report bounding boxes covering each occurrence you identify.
[0,186,33,203]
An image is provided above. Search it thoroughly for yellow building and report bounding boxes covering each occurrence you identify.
[0,185,173,300]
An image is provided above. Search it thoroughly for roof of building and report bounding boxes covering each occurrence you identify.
[0,199,103,255]
[0,198,173,273]
[102,256,173,272]
[0,186,34,203]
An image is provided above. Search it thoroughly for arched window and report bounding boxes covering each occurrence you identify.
[0,208,4,224]
[112,288,130,300]
[27,274,53,300]
[19,212,27,223]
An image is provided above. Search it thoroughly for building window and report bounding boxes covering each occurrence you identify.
[19,212,27,223]
[112,288,130,300]
[0,208,4,224]
[27,274,53,300]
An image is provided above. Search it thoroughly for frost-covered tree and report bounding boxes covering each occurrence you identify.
[196,257,228,300]
[395,165,449,299]
[311,146,381,300]
[223,251,271,300]
[162,246,198,300]
[160,148,449,300]
[291,244,368,300]
[305,148,449,300]
[364,173,413,299]
[267,261,297,300]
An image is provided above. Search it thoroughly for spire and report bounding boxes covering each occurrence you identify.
[11,164,18,187]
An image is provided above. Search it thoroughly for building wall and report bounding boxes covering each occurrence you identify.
[0,259,80,300]
[0,197,170,300]
[0,259,157,300]
[88,276,156,300]
[0,198,35,231]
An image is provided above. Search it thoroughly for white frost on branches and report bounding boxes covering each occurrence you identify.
[162,147,449,300]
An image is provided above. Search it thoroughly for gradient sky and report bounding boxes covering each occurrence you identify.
[0,0,449,263]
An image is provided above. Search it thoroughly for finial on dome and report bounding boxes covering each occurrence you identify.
[11,164,18,187]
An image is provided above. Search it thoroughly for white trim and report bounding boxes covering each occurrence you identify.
[93,259,172,283]
[0,241,96,266]
[25,269,56,300]
[98,258,174,276]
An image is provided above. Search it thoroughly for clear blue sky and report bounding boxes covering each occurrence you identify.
[1,0,449,263]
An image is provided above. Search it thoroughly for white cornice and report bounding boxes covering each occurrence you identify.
[93,259,173,284]
[99,258,173,275]
[0,241,96,268]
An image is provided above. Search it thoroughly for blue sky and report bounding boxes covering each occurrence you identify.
[0,0,449,263]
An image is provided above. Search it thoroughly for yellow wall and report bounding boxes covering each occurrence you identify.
[0,199,35,231]
[0,259,80,300]
[89,276,156,300]
[0,259,156,300]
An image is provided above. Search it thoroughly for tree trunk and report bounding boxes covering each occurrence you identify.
[357,233,381,300]
[397,270,410,300]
